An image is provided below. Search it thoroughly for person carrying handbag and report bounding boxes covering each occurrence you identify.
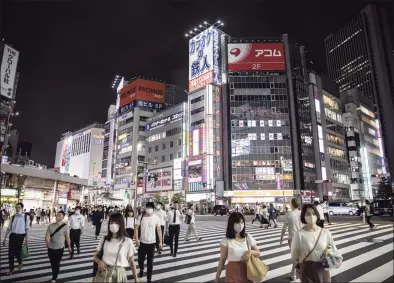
[291,204,337,283]
[45,211,71,283]
[93,213,139,283]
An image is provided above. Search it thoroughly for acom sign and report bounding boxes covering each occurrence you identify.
[146,112,184,131]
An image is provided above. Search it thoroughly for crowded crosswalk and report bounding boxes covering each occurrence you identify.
[0,220,393,282]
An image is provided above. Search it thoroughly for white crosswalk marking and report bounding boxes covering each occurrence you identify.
[0,221,393,282]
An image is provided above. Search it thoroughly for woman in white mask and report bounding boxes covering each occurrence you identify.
[93,213,139,282]
[215,212,260,283]
[291,204,337,283]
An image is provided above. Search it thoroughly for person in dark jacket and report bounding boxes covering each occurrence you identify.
[92,206,104,239]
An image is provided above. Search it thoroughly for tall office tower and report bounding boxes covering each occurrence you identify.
[101,105,117,186]
[325,4,394,178]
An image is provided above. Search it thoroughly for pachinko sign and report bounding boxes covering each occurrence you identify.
[146,167,173,192]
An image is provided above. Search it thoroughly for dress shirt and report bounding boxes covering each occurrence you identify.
[69,214,85,229]
[167,209,183,225]
[9,213,30,234]
[155,209,167,226]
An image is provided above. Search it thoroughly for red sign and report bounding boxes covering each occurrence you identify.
[227,43,285,71]
[188,70,213,92]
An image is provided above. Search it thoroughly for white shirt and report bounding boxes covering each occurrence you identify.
[220,234,257,262]
[167,209,183,225]
[291,228,336,263]
[322,202,329,213]
[282,209,303,240]
[135,214,160,244]
[155,209,167,226]
[255,206,261,215]
[186,209,196,224]
[316,205,325,220]
[124,216,135,229]
[96,237,137,267]
[69,214,85,230]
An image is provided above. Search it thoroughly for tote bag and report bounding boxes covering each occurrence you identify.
[245,235,269,282]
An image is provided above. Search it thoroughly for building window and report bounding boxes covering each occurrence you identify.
[155,145,159,152]
[170,154,173,160]
[148,147,152,153]
[178,139,181,146]
[162,143,166,150]
[191,106,204,115]
[162,155,165,162]
[170,141,174,148]
[178,152,182,158]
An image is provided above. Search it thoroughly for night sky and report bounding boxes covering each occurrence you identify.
[3,0,392,167]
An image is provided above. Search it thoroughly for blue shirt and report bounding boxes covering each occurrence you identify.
[9,213,30,234]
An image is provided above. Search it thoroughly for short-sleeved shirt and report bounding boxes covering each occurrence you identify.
[135,214,160,244]
[10,213,30,234]
[47,223,69,249]
[220,234,257,262]
[96,237,137,267]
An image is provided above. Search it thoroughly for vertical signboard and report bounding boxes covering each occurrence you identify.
[213,85,223,180]
[1,44,19,99]
[189,27,222,92]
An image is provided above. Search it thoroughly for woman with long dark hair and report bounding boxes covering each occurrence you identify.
[215,212,260,283]
[291,203,337,282]
[124,209,135,239]
[93,213,139,282]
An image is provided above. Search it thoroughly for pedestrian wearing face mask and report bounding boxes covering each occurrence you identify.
[215,212,260,283]
[134,202,162,283]
[68,206,85,259]
[93,213,139,282]
[280,197,303,281]
[154,202,166,254]
[124,209,135,239]
[291,203,337,283]
[45,211,71,283]
[166,200,183,257]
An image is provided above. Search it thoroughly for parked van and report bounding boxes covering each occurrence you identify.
[328,202,357,215]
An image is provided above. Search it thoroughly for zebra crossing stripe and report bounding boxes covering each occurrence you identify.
[350,260,394,282]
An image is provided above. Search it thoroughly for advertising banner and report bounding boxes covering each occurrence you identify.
[119,100,165,114]
[1,44,19,99]
[189,27,221,92]
[119,79,166,107]
[188,160,202,182]
[0,188,18,197]
[146,112,184,131]
[146,167,172,192]
[227,43,285,71]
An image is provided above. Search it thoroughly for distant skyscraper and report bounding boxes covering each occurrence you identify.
[325,4,394,179]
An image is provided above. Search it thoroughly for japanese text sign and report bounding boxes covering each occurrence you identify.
[1,44,19,99]
[189,27,221,92]
[119,79,166,107]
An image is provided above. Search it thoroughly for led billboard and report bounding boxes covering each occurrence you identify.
[119,79,166,107]
[188,27,221,92]
[227,43,285,71]
[146,167,172,192]
[146,112,184,131]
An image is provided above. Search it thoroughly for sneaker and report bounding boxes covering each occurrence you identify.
[373,225,377,229]
[51,280,56,283]
[18,263,23,270]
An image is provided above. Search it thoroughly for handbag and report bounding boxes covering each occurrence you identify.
[93,238,125,282]
[21,243,29,260]
[245,235,269,282]
[321,245,342,270]
[185,214,191,225]
[164,233,170,245]
[93,239,106,277]
[296,228,323,270]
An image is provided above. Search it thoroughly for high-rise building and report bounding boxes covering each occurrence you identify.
[325,4,394,178]
[54,123,105,186]
[101,105,117,186]
[341,88,384,200]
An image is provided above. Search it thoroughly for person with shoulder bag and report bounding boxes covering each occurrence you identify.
[93,213,139,283]
[291,203,338,283]
[184,204,202,242]
[45,211,71,283]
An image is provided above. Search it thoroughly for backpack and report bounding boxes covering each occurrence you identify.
[11,213,28,231]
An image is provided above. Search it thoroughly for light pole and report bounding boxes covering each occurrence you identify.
[280,156,285,211]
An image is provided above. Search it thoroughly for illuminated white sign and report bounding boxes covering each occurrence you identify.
[146,112,184,131]
[1,44,19,99]
[146,167,172,192]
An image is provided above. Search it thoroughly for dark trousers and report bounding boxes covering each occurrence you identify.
[324,212,330,223]
[138,242,155,281]
[126,228,134,239]
[317,219,324,228]
[69,229,81,255]
[169,224,180,254]
[8,233,25,271]
[95,223,102,237]
[155,225,164,251]
[48,248,64,280]
[36,217,40,224]
[366,216,374,228]
[252,214,260,224]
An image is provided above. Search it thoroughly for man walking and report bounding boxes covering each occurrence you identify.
[166,201,183,257]
[184,204,202,242]
[155,202,166,254]
[2,202,30,275]
[92,205,104,239]
[68,206,84,259]
[135,202,162,283]
[46,207,51,224]
[321,200,331,225]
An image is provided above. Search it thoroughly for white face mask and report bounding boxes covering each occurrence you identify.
[305,215,317,224]
[109,224,120,233]
[146,208,153,214]
[156,205,161,210]
[75,210,80,215]
[234,223,244,233]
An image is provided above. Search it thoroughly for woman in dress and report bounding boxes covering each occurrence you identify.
[291,203,337,283]
[215,212,260,283]
[93,213,139,282]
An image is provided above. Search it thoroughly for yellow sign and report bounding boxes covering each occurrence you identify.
[226,190,293,197]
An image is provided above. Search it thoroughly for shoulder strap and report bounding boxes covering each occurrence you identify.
[50,223,67,238]
[114,238,125,268]
[246,234,251,251]
[12,215,15,225]
[302,228,323,263]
